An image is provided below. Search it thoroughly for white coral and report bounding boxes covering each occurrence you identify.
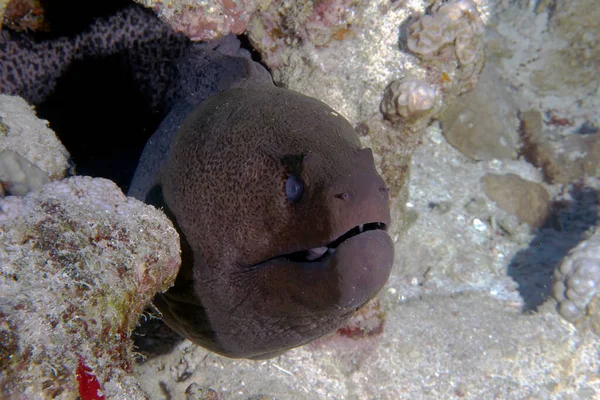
[0,95,69,181]
[407,0,484,65]
[0,176,181,397]
[381,78,440,123]
[552,229,600,323]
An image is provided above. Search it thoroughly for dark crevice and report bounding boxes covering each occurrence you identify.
[35,54,163,192]
[36,0,134,39]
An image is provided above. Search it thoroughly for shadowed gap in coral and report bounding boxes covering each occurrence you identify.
[507,186,598,311]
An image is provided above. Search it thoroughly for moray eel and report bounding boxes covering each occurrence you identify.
[1,5,394,359]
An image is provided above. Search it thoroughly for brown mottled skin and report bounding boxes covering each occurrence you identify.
[155,86,393,359]
[0,4,393,359]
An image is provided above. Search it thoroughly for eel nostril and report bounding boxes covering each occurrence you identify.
[334,192,351,200]
[379,187,390,193]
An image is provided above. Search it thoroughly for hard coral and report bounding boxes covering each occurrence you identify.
[0,176,181,398]
[552,228,600,328]
[381,77,440,124]
[407,0,484,66]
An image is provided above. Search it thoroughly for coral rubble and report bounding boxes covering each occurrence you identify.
[0,177,181,398]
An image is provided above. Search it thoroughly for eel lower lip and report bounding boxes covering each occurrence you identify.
[284,222,388,263]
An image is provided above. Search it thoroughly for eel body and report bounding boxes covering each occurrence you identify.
[0,5,394,359]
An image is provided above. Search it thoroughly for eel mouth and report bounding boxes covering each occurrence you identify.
[284,222,388,263]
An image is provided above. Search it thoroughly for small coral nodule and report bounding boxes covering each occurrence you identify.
[407,0,484,66]
[381,78,439,124]
[552,229,600,325]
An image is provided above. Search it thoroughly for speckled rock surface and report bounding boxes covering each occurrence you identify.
[0,176,181,399]
[0,94,69,182]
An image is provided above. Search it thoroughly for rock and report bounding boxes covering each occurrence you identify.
[530,0,600,95]
[185,383,219,400]
[440,66,519,161]
[0,176,181,398]
[1,0,48,32]
[481,173,550,230]
[0,95,69,182]
[0,150,50,196]
[519,109,600,184]
[134,0,262,41]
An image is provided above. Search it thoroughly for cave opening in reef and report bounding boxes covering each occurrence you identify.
[27,0,263,193]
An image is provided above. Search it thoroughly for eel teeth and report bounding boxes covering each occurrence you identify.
[305,246,328,261]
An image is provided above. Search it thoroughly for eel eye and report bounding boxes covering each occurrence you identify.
[285,175,304,202]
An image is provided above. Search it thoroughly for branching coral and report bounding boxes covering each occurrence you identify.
[0,176,181,398]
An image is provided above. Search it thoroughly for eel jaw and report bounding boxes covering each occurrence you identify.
[283,222,388,263]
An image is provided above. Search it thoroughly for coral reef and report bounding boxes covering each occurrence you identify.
[135,0,263,41]
[0,176,181,398]
[552,228,600,330]
[0,95,69,186]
